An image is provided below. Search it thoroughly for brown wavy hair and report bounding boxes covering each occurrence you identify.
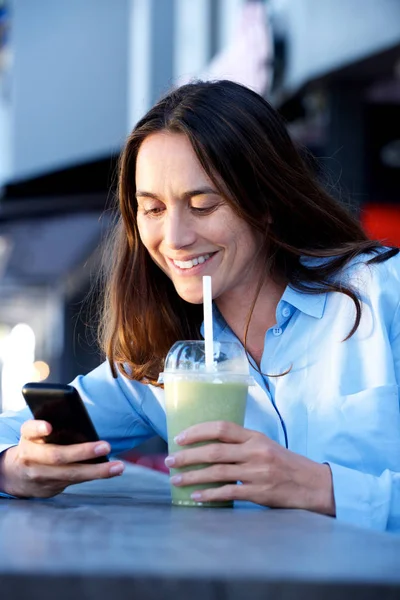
[98,80,398,383]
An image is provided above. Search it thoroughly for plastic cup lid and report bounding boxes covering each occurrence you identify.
[157,340,255,385]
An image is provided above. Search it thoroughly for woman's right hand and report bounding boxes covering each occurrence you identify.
[0,419,125,498]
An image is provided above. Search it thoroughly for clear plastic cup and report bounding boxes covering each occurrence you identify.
[159,340,252,508]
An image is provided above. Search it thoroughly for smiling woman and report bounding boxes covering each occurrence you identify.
[0,81,400,533]
[135,132,266,307]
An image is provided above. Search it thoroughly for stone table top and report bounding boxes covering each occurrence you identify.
[0,463,399,600]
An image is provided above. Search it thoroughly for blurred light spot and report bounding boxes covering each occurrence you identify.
[32,361,50,382]
[381,139,400,168]
[1,323,36,412]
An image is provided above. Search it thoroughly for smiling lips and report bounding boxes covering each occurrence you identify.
[170,252,216,270]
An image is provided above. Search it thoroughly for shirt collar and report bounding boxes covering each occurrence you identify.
[280,285,327,319]
[200,285,327,340]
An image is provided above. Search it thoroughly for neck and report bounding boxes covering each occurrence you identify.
[215,275,286,366]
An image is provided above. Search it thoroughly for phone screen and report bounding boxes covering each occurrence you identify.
[22,383,108,464]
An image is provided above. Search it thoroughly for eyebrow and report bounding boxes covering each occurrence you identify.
[135,187,219,201]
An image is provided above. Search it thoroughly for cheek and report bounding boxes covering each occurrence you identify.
[231,226,261,264]
[136,218,157,253]
[137,221,168,274]
[223,218,254,246]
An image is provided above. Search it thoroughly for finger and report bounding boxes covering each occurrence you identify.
[175,421,253,446]
[20,439,111,466]
[26,460,125,486]
[166,442,245,469]
[20,420,52,441]
[190,483,253,503]
[64,460,125,482]
[170,464,244,487]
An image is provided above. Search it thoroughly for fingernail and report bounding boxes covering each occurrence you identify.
[165,455,176,467]
[95,443,110,456]
[39,423,49,435]
[109,463,124,476]
[191,492,202,500]
[170,475,182,485]
[174,432,186,444]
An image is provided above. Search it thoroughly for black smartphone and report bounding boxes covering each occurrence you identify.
[21,382,109,464]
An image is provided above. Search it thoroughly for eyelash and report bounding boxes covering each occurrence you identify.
[192,206,216,214]
[142,206,217,216]
[142,208,164,216]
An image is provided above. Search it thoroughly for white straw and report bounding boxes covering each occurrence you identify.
[203,276,214,370]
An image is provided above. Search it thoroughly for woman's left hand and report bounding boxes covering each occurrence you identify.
[166,421,336,515]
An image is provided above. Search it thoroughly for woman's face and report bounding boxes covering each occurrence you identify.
[135,131,264,305]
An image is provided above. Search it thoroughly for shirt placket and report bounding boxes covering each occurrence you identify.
[259,301,295,448]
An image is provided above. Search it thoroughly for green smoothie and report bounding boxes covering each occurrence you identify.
[165,378,248,507]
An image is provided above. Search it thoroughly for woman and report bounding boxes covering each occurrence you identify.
[0,81,399,531]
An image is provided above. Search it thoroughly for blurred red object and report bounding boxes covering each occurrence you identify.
[123,451,169,474]
[362,203,400,247]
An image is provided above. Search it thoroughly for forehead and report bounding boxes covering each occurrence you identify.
[135,132,212,185]
[137,131,192,157]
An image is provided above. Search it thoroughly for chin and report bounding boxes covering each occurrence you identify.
[173,283,204,305]
[177,292,204,305]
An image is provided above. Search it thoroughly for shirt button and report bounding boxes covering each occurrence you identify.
[282,307,291,318]
[273,327,282,336]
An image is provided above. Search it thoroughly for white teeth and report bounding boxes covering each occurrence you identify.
[173,253,211,269]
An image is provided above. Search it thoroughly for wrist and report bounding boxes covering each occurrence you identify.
[299,459,336,516]
[0,446,24,497]
[314,462,336,516]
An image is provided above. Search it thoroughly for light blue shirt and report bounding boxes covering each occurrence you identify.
[1,253,400,532]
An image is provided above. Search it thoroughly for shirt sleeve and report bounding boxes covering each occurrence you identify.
[0,408,31,455]
[327,462,400,531]
[0,360,157,498]
[0,407,32,499]
[327,297,400,532]
[70,360,157,454]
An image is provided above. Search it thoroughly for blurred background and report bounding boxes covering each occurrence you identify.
[0,0,399,468]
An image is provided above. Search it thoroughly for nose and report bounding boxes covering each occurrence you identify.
[163,209,197,250]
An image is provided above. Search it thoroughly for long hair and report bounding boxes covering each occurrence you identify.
[98,80,398,383]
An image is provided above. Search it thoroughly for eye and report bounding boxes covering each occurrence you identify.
[143,207,165,216]
[191,205,218,215]
[138,204,165,217]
